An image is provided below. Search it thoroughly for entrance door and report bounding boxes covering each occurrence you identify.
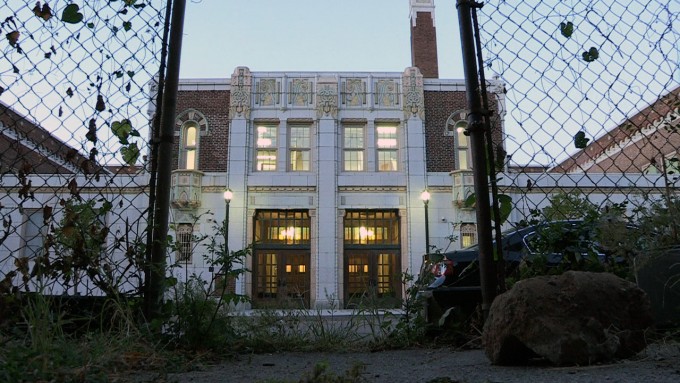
[254,250,310,308]
[344,250,400,308]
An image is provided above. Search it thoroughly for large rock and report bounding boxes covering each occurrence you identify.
[483,271,653,366]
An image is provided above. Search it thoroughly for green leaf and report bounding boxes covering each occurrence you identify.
[124,0,137,5]
[463,193,477,209]
[87,22,95,28]
[122,21,132,31]
[574,130,590,149]
[111,119,133,144]
[61,4,84,24]
[582,47,599,62]
[120,143,140,165]
[560,21,574,38]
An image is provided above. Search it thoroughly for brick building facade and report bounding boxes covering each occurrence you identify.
[166,0,506,309]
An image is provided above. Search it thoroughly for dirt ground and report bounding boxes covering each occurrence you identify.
[142,343,680,383]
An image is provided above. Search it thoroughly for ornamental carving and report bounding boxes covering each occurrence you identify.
[375,79,399,107]
[342,78,365,106]
[402,67,424,120]
[256,78,280,106]
[289,78,313,106]
[229,67,252,119]
[316,82,338,118]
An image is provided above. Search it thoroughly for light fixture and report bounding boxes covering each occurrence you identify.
[223,188,233,202]
[420,190,431,202]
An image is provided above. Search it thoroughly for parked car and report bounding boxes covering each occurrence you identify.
[417,220,632,324]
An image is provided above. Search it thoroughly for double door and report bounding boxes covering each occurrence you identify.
[254,250,310,308]
[344,250,400,308]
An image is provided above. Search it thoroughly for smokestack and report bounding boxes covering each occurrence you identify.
[409,0,439,78]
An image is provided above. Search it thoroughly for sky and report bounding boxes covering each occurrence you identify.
[179,0,465,79]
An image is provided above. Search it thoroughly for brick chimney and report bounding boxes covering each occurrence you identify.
[409,0,439,78]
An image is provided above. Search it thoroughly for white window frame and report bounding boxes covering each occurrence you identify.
[375,123,399,172]
[180,121,199,170]
[343,124,365,172]
[255,124,278,172]
[288,124,311,172]
[176,223,194,263]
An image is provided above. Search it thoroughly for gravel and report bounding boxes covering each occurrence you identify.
[163,342,680,383]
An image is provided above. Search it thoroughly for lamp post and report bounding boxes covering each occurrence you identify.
[223,188,233,257]
[420,190,431,255]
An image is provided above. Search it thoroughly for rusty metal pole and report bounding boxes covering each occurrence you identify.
[456,0,497,319]
[146,0,187,320]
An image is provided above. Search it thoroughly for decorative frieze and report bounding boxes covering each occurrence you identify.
[402,67,425,120]
[316,78,338,118]
[229,67,252,119]
[255,78,281,106]
[289,78,314,106]
[374,79,399,107]
[342,78,366,107]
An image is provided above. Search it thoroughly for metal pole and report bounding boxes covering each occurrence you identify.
[225,200,230,258]
[424,200,430,255]
[456,0,496,319]
[146,0,187,320]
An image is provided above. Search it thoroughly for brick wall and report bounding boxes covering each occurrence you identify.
[174,90,230,172]
[424,90,504,172]
[410,12,439,79]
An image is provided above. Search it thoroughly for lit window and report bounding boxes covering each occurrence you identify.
[376,125,398,171]
[180,122,198,170]
[23,209,46,259]
[343,125,364,171]
[176,224,193,263]
[256,125,277,171]
[460,223,477,248]
[456,123,470,170]
[289,125,310,171]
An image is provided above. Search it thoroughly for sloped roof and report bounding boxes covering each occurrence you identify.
[554,86,680,173]
[0,101,102,175]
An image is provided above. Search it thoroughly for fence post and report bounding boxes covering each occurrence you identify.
[456,0,497,319]
[145,0,187,320]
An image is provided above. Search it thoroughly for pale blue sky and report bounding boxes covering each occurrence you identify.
[179,0,465,78]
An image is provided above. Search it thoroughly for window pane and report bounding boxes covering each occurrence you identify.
[257,150,277,171]
[185,125,197,147]
[290,126,310,148]
[176,224,193,263]
[457,124,468,147]
[378,150,398,171]
[344,126,364,149]
[344,150,364,171]
[458,149,468,170]
[185,149,196,170]
[290,150,309,171]
[376,125,397,148]
[257,125,277,148]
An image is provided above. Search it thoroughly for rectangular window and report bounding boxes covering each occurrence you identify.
[176,224,193,263]
[289,125,310,171]
[256,125,277,171]
[343,125,364,171]
[376,125,398,171]
[460,223,477,248]
[23,209,46,259]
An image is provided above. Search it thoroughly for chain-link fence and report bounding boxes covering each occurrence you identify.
[453,1,680,311]
[0,1,169,298]
[472,0,679,223]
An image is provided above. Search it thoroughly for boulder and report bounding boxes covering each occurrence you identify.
[483,271,653,366]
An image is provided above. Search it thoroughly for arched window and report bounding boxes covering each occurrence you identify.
[175,109,208,170]
[446,110,471,170]
[180,122,198,170]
